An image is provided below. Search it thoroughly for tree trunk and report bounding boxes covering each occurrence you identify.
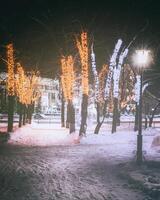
[69,101,75,134]
[61,92,65,127]
[27,104,34,124]
[112,98,118,133]
[94,100,107,134]
[7,95,15,132]
[23,105,26,125]
[145,116,148,129]
[26,105,30,123]
[134,103,139,131]
[66,102,70,128]
[19,102,23,127]
[96,102,100,123]
[79,94,88,136]
[149,102,160,127]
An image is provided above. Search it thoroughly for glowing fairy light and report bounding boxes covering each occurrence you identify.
[15,63,25,104]
[98,64,109,102]
[6,44,15,96]
[61,55,75,101]
[113,48,128,98]
[105,39,122,99]
[15,64,40,106]
[91,44,99,100]
[25,71,41,105]
[76,32,89,95]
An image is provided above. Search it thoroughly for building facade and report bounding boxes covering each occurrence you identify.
[35,78,61,114]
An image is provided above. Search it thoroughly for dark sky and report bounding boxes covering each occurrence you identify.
[0,0,160,77]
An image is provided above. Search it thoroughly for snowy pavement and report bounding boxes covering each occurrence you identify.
[0,123,159,199]
[0,144,151,200]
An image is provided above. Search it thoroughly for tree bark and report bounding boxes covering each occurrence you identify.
[27,104,34,124]
[66,102,70,128]
[79,94,88,136]
[18,102,23,127]
[61,92,65,127]
[149,102,160,127]
[112,98,118,133]
[69,101,75,134]
[145,117,148,129]
[23,105,26,125]
[96,102,100,124]
[94,100,107,134]
[7,95,15,132]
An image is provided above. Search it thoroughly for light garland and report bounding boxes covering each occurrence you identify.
[61,55,75,101]
[119,64,135,111]
[76,32,89,95]
[98,64,108,102]
[15,63,25,104]
[6,44,15,96]
[15,64,40,106]
[113,48,128,98]
[134,75,141,105]
[91,44,99,100]
[105,39,122,99]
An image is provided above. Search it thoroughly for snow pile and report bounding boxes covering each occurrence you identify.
[0,122,18,133]
[8,124,80,146]
[81,129,160,161]
[81,131,136,145]
[152,136,160,147]
[151,135,160,154]
[143,127,159,136]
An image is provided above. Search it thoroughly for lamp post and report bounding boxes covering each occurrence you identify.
[134,50,150,165]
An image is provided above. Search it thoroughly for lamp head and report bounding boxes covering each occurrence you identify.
[133,49,152,73]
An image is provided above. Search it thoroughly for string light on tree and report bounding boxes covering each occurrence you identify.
[16,64,40,106]
[15,63,26,104]
[91,44,99,100]
[105,39,122,99]
[98,64,108,102]
[61,55,75,101]
[76,32,89,95]
[6,44,15,96]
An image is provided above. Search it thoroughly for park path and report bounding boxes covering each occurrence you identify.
[0,144,150,200]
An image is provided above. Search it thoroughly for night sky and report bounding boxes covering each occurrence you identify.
[0,0,160,78]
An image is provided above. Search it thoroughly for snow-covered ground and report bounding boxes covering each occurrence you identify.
[8,122,160,162]
[0,122,18,133]
[0,122,159,199]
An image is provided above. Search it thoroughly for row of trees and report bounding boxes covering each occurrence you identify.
[2,44,40,132]
[1,32,156,135]
[59,32,136,135]
[59,32,156,136]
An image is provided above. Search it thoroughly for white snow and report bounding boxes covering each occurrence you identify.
[7,122,160,162]
[8,123,80,146]
[1,121,160,200]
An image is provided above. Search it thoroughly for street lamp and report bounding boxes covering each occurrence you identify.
[134,50,150,165]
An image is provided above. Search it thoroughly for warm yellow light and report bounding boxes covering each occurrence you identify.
[98,64,108,102]
[6,43,15,96]
[15,63,40,106]
[15,63,25,104]
[61,55,75,101]
[76,32,89,95]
